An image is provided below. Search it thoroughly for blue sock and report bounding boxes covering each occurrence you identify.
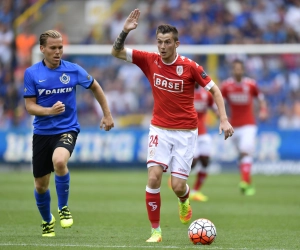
[55,172,70,210]
[34,189,51,223]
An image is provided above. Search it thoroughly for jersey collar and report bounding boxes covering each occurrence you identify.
[231,76,244,84]
[42,59,62,66]
[160,53,178,65]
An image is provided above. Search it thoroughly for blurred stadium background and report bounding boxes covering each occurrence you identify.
[1,1,300,249]
[1,0,299,173]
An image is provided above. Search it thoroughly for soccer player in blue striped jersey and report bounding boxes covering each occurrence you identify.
[23,30,114,237]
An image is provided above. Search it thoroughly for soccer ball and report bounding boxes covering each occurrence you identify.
[188,218,217,245]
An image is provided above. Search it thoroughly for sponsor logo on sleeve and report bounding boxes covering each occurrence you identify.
[201,71,208,79]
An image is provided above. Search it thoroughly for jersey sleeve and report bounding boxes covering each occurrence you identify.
[23,68,36,98]
[191,64,214,91]
[76,64,94,89]
[252,82,265,101]
[251,81,260,97]
[126,49,153,70]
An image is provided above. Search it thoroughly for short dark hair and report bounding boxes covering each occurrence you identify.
[156,24,178,42]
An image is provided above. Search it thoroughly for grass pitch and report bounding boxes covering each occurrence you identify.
[0,169,299,249]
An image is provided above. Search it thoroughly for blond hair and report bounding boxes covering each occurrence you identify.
[40,30,62,46]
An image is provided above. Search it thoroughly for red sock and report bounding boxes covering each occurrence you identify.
[146,191,161,228]
[240,163,251,184]
[193,172,207,191]
[179,184,190,202]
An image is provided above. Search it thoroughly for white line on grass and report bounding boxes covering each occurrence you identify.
[0,243,287,250]
[0,244,178,249]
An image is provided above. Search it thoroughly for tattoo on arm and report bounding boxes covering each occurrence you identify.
[113,30,128,51]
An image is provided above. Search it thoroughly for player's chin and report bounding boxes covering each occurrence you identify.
[51,61,60,67]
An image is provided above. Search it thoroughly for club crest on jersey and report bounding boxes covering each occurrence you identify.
[176,66,183,76]
[60,73,70,84]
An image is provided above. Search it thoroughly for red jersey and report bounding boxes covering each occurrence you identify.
[220,77,260,127]
[127,49,213,129]
[194,87,214,135]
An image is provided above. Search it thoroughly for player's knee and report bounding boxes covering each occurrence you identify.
[35,186,48,194]
[53,157,67,172]
[35,182,48,193]
[147,175,161,188]
[147,165,163,188]
[34,175,50,193]
[172,181,186,196]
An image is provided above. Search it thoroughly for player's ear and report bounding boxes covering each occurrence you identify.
[40,45,44,53]
[175,40,180,48]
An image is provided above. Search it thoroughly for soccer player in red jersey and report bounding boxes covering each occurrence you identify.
[189,85,217,202]
[111,9,234,242]
[221,59,268,196]
[168,86,216,201]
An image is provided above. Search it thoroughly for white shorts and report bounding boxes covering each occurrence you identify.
[194,134,212,158]
[232,125,257,155]
[147,125,198,180]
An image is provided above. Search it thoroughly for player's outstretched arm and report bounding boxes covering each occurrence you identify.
[111,9,140,60]
[89,80,114,131]
[209,85,234,140]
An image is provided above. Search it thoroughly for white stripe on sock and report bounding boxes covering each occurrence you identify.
[146,186,160,194]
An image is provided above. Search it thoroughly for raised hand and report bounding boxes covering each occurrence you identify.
[123,9,140,33]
